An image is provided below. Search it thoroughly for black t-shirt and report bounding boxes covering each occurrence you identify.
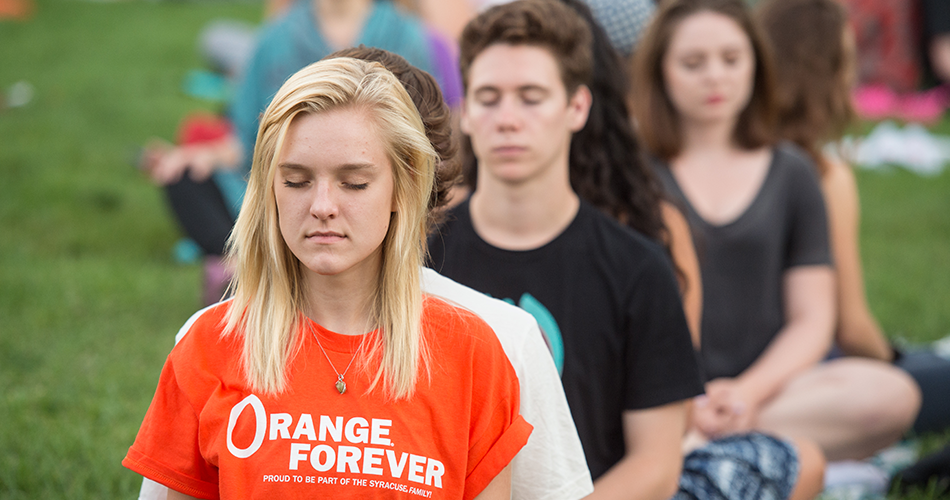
[653,144,832,380]
[427,200,704,480]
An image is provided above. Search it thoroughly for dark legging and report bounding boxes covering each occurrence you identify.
[897,351,950,434]
[164,175,235,256]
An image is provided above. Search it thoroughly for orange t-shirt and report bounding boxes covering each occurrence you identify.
[123,297,532,500]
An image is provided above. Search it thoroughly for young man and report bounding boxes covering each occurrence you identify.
[427,1,705,498]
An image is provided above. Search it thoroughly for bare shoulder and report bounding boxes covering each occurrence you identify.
[660,200,690,237]
[820,156,859,200]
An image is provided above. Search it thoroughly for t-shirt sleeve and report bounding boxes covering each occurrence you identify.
[123,344,220,499]
[461,315,533,500]
[623,252,705,409]
[783,150,833,269]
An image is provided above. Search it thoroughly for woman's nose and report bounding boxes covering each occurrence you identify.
[309,181,338,220]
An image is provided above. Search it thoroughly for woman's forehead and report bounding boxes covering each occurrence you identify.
[667,10,750,53]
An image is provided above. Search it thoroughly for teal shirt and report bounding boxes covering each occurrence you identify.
[216,0,433,215]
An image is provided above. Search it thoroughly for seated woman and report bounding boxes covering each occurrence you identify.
[556,2,825,499]
[123,57,530,499]
[142,0,462,305]
[630,0,920,462]
[756,0,949,435]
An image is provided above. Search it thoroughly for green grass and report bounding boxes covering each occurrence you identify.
[860,169,950,343]
[0,1,948,498]
[0,0,259,497]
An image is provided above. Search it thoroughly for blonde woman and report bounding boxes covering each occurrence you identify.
[124,57,531,500]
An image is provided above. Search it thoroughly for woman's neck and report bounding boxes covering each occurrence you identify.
[315,0,374,49]
[301,255,379,336]
[679,116,738,156]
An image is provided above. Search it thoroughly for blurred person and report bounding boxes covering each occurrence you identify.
[921,0,950,87]
[757,0,949,436]
[138,46,594,500]
[560,2,824,497]
[631,0,920,462]
[142,0,462,305]
[584,0,656,58]
[841,0,950,123]
[0,0,32,19]
[840,0,920,94]
[124,57,530,499]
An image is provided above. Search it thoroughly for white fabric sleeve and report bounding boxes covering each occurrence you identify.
[138,478,167,500]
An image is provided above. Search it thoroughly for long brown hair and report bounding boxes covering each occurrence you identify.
[757,0,853,175]
[631,0,777,160]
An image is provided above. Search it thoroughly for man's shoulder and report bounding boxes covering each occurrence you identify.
[576,202,671,270]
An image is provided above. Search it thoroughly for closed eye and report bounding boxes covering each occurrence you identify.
[283,180,308,188]
[473,88,501,107]
[520,88,548,105]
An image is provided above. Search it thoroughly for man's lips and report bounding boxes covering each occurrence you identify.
[492,145,527,155]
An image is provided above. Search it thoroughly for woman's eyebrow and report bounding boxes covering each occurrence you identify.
[337,163,377,173]
[277,162,376,172]
[277,163,309,172]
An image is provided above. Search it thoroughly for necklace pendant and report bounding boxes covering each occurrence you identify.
[335,377,346,395]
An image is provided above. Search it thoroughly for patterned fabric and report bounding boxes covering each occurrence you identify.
[842,0,922,92]
[582,0,655,56]
[673,433,799,500]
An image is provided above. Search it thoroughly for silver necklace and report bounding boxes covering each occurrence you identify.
[310,327,365,395]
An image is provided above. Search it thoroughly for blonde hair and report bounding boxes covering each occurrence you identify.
[223,57,437,399]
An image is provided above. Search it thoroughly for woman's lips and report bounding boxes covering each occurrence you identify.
[306,231,345,243]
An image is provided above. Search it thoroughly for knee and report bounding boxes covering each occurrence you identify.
[832,359,921,439]
[789,438,825,500]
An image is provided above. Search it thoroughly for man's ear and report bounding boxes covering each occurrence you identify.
[459,96,472,135]
[567,85,593,133]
